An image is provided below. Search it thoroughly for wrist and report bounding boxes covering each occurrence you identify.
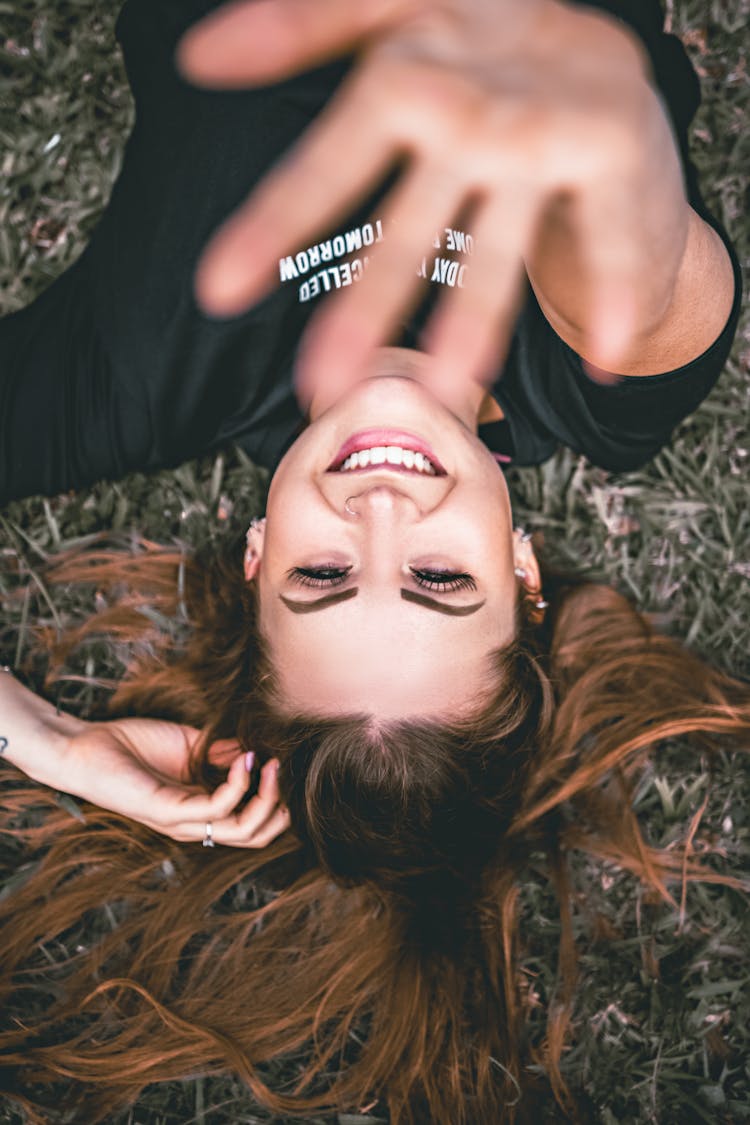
[0,668,87,787]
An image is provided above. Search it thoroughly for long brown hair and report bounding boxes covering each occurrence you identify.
[1,535,748,1123]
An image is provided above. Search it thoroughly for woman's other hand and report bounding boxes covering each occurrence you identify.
[178,0,703,402]
[0,670,290,848]
[60,720,291,847]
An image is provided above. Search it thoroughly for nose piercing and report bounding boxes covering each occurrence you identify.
[344,497,360,518]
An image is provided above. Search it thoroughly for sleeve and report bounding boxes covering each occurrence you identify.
[0,0,201,505]
[0,231,153,506]
[0,0,334,504]
[491,0,743,473]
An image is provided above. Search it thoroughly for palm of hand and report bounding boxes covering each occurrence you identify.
[181,0,682,395]
[66,718,204,810]
[60,718,290,847]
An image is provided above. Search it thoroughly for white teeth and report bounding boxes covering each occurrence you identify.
[338,445,437,474]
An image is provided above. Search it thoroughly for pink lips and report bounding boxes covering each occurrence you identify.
[327,429,446,474]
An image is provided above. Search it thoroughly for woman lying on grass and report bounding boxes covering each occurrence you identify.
[0,0,747,1121]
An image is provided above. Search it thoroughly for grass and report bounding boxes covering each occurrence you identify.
[1,1,749,1122]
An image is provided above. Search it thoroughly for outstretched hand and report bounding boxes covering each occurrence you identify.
[59,718,291,847]
[178,0,688,403]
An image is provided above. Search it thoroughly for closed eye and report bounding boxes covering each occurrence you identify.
[410,568,476,593]
[289,566,476,594]
[288,566,351,588]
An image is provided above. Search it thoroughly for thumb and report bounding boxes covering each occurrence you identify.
[207,738,246,768]
[177,0,421,88]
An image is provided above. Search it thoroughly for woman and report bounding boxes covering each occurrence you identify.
[0,0,741,832]
[1,0,747,1121]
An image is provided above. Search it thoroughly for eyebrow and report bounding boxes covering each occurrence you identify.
[280,588,359,614]
[401,589,486,616]
[279,587,486,617]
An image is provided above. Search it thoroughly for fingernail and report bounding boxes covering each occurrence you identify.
[245,751,255,772]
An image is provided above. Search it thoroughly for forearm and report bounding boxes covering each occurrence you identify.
[0,669,85,787]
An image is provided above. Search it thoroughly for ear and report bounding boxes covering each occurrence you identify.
[512,528,542,595]
[243,517,267,583]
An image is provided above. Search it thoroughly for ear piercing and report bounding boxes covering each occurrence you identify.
[513,527,547,616]
[246,517,265,543]
[245,518,266,568]
[344,497,360,518]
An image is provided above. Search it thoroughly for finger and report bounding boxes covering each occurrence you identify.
[256,756,283,809]
[203,752,254,817]
[207,738,245,768]
[156,752,252,824]
[173,760,288,846]
[221,757,284,840]
[216,804,292,849]
[580,357,622,387]
[575,180,646,374]
[423,184,542,396]
[178,0,417,88]
[295,163,465,408]
[194,69,398,316]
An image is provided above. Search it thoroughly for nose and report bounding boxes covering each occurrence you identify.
[343,484,419,520]
[319,470,453,519]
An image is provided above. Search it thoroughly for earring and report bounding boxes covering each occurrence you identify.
[514,567,527,579]
[515,526,533,543]
[344,497,360,518]
[246,516,265,543]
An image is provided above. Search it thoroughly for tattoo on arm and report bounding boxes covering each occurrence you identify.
[0,736,8,756]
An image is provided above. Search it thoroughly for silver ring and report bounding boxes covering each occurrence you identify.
[344,497,360,518]
[202,822,215,848]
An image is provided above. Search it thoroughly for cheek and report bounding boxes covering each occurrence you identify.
[461,475,511,529]
[263,479,334,574]
[457,487,513,572]
[265,464,312,525]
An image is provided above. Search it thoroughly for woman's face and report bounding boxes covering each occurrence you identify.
[248,351,526,719]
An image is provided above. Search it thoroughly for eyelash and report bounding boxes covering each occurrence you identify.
[289,567,477,593]
[289,566,352,589]
[412,570,476,593]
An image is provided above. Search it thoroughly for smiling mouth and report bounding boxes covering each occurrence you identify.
[340,445,439,474]
[327,429,446,476]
